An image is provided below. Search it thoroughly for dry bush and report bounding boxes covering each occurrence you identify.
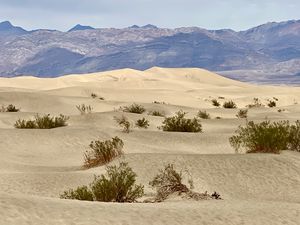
[122,103,146,114]
[14,114,69,129]
[236,109,248,119]
[289,121,300,152]
[211,99,220,107]
[160,110,202,133]
[267,100,276,108]
[148,110,165,117]
[114,115,132,133]
[0,104,20,112]
[246,98,264,108]
[84,136,124,168]
[135,118,150,128]
[198,110,211,119]
[76,104,93,114]
[223,100,237,109]
[61,162,144,203]
[91,93,97,98]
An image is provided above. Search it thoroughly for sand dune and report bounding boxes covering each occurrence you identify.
[0,67,299,225]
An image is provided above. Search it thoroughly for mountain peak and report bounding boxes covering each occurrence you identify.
[68,24,95,32]
[0,21,14,31]
[128,24,158,29]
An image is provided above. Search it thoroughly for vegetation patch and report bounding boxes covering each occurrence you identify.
[246,98,264,108]
[114,115,132,133]
[236,109,248,119]
[148,110,165,117]
[229,120,300,153]
[159,110,202,132]
[14,114,69,129]
[0,104,20,112]
[122,103,146,114]
[84,136,124,168]
[198,110,211,119]
[211,99,220,107]
[61,162,144,203]
[76,104,93,114]
[223,100,237,109]
[135,118,150,128]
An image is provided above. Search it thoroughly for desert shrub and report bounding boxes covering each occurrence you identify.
[211,99,220,107]
[122,103,145,114]
[91,162,144,202]
[215,116,222,119]
[246,98,264,108]
[289,121,300,152]
[76,104,93,114]
[160,111,202,133]
[148,110,165,117]
[114,115,131,133]
[60,185,94,201]
[149,164,190,201]
[84,136,124,168]
[198,110,211,119]
[14,114,69,129]
[223,100,237,109]
[99,97,105,100]
[0,104,20,112]
[267,100,276,108]
[236,109,248,119]
[229,120,291,154]
[135,118,150,128]
[91,93,97,98]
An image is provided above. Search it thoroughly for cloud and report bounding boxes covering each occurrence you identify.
[0,0,299,31]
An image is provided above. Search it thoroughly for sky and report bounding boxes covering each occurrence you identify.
[0,0,299,31]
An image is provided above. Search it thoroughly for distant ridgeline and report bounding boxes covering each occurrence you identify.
[1,20,300,83]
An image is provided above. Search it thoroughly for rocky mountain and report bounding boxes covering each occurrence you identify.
[0,20,300,82]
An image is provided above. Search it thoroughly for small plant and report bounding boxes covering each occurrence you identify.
[84,136,124,168]
[223,100,237,109]
[99,97,105,100]
[246,98,264,108]
[215,116,222,119]
[114,115,132,133]
[289,121,300,152]
[148,110,165,117]
[135,118,150,128]
[61,162,144,203]
[122,103,145,114]
[91,93,97,98]
[76,104,93,114]
[60,186,94,201]
[160,110,202,133]
[267,100,276,108]
[211,99,220,107]
[236,109,248,119]
[198,110,211,119]
[14,114,69,129]
[0,104,20,112]
[229,120,291,154]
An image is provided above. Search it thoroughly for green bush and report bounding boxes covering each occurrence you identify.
[84,136,124,168]
[198,110,211,119]
[60,186,93,201]
[14,114,69,129]
[61,162,144,203]
[211,99,220,107]
[122,103,145,114]
[160,111,202,132]
[76,104,93,114]
[236,109,248,119]
[289,121,300,152]
[114,115,131,133]
[148,110,165,117]
[223,100,237,109]
[229,120,291,154]
[91,162,144,202]
[135,118,150,128]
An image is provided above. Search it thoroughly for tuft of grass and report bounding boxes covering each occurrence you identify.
[14,114,69,129]
[0,104,20,112]
[223,100,237,109]
[159,110,202,133]
[84,136,124,168]
[236,109,248,119]
[91,93,97,98]
[135,118,150,129]
[211,99,220,107]
[61,162,144,203]
[267,100,276,108]
[114,115,132,133]
[289,121,300,152]
[148,110,165,117]
[246,98,264,108]
[198,110,211,119]
[122,103,145,114]
[215,116,222,119]
[229,120,294,154]
[76,104,93,114]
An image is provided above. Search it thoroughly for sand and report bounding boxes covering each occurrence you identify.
[0,67,299,225]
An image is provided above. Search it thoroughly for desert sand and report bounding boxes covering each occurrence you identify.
[0,67,299,225]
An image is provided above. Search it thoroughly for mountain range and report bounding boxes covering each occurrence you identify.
[1,20,300,83]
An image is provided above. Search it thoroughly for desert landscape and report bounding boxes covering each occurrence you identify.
[0,67,299,225]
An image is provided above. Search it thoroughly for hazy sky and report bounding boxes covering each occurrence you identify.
[0,0,299,31]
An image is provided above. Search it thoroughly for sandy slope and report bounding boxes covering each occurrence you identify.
[0,67,299,225]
